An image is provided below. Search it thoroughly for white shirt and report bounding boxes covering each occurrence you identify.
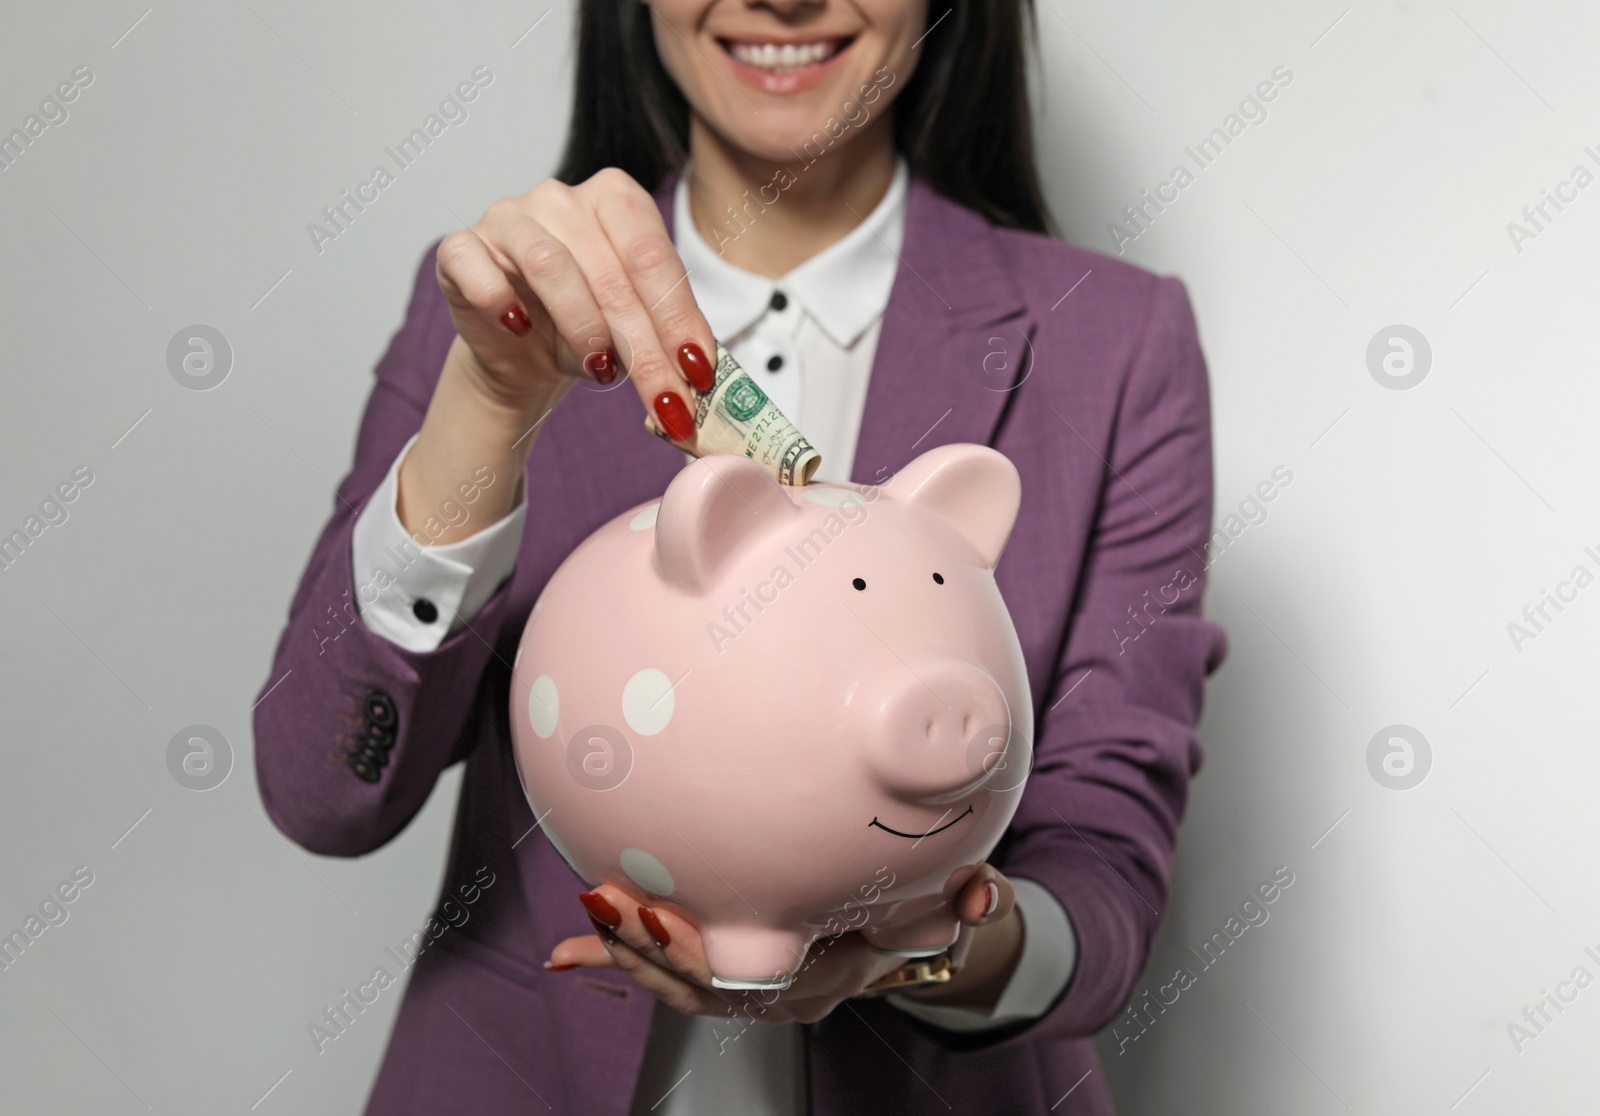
[349,156,1077,1115]
[674,157,899,485]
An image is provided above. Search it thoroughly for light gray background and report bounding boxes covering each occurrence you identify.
[2,1,1595,1112]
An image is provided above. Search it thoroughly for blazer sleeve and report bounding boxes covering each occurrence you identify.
[949,275,1227,1049]
[251,243,516,857]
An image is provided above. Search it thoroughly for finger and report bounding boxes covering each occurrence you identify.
[585,886,724,994]
[436,227,541,342]
[584,171,716,390]
[956,863,1015,926]
[579,886,657,958]
[571,170,713,442]
[544,932,614,971]
[588,917,721,1015]
[478,199,618,383]
[630,902,719,988]
[556,205,697,437]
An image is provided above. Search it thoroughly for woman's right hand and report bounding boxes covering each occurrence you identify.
[435,168,716,424]
[397,169,718,544]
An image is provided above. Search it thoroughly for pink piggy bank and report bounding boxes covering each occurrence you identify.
[509,443,1033,989]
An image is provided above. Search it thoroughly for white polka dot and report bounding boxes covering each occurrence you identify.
[621,847,675,897]
[528,675,559,739]
[622,669,675,735]
[801,487,865,509]
[629,503,661,530]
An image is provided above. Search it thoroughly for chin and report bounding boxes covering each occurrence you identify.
[701,69,896,170]
[714,115,871,165]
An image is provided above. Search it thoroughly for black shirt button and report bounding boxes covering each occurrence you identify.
[356,740,388,764]
[770,291,788,312]
[362,722,396,750]
[412,598,439,624]
[767,355,784,373]
[349,753,381,783]
[365,692,397,729]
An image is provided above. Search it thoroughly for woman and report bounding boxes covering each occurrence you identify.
[254,1,1226,1112]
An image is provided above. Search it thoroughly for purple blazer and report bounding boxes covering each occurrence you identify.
[254,173,1226,1115]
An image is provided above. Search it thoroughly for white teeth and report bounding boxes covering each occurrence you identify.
[729,40,836,73]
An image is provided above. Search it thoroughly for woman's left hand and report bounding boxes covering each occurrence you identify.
[544,864,1021,1025]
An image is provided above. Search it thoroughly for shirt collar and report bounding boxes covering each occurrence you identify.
[673,156,908,349]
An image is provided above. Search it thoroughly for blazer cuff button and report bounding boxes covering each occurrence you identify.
[348,752,382,783]
[364,691,398,730]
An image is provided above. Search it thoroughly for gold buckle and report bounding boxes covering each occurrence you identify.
[857,952,958,998]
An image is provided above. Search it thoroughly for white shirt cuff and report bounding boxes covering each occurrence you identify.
[885,877,1077,1033]
[349,434,526,653]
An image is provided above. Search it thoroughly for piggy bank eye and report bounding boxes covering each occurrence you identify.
[932,572,945,585]
[852,577,867,591]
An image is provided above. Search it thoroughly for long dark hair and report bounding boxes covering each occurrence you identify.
[554,1,1051,234]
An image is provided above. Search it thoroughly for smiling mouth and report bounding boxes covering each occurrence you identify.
[868,806,973,840]
[719,37,852,74]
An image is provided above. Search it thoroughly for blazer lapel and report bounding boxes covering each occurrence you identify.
[850,178,1032,484]
[654,171,1032,486]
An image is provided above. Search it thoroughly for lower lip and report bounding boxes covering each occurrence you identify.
[719,40,854,95]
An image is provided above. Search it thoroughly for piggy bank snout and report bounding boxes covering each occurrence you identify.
[863,659,1012,802]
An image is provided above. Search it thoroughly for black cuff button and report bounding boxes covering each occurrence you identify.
[365,691,397,729]
[349,753,381,783]
[412,598,438,624]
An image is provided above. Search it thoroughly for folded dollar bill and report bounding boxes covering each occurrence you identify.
[644,341,821,486]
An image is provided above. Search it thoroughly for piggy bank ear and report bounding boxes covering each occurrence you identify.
[886,444,1021,568]
[654,455,800,593]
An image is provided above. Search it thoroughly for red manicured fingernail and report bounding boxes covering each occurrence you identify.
[584,348,617,385]
[579,890,622,928]
[587,913,621,946]
[500,305,531,336]
[654,391,695,443]
[677,342,714,392]
[639,906,671,948]
[543,961,579,972]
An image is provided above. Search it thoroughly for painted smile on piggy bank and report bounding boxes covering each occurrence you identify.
[511,443,1035,989]
[868,804,974,839]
